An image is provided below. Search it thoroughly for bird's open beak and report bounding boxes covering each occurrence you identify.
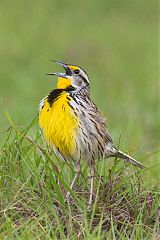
[47,60,72,77]
[46,72,68,78]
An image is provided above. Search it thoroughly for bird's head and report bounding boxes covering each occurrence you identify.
[47,60,90,93]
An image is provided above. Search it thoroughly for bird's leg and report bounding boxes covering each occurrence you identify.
[88,166,95,206]
[66,161,80,199]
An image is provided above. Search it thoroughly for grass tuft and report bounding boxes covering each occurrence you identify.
[0,118,159,239]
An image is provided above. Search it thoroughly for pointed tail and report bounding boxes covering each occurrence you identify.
[116,150,145,169]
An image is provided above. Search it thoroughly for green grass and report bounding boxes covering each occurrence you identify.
[0,0,159,238]
[0,116,159,239]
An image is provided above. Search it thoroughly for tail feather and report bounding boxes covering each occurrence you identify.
[116,150,145,169]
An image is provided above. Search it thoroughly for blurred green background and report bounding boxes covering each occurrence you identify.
[0,1,159,182]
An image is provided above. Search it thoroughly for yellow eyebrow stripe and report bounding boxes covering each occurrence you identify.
[68,65,80,71]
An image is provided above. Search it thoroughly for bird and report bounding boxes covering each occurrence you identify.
[39,60,144,205]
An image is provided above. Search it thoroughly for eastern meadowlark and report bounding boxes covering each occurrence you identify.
[39,60,144,204]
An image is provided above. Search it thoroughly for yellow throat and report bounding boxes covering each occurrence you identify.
[56,77,71,89]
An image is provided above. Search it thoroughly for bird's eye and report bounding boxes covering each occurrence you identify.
[74,69,80,74]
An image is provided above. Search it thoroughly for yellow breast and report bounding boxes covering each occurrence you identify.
[39,91,78,158]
